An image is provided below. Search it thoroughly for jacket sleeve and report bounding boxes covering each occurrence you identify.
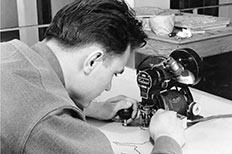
[151,136,182,154]
[23,108,114,154]
[23,108,182,154]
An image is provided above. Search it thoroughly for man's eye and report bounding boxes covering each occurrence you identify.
[114,73,118,77]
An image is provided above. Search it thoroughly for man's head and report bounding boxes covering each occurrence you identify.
[44,0,147,108]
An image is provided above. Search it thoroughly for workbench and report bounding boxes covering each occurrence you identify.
[134,25,232,68]
[88,67,232,154]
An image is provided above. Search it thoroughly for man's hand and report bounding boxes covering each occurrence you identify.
[84,95,138,124]
[149,109,185,147]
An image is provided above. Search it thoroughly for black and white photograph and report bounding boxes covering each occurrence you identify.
[1,0,232,154]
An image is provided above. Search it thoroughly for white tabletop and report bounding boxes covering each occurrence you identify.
[88,67,232,154]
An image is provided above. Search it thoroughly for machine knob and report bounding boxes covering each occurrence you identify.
[117,107,133,120]
[117,107,133,126]
[189,102,201,116]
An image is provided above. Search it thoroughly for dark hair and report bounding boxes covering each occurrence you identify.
[45,0,147,55]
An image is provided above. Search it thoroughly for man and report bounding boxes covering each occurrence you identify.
[1,0,185,154]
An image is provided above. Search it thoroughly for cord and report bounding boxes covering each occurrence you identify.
[187,114,232,126]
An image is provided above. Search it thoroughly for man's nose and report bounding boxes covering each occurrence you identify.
[105,82,112,91]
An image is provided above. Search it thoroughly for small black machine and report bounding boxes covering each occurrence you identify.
[136,48,203,127]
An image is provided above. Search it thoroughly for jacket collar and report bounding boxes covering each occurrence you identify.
[32,42,65,87]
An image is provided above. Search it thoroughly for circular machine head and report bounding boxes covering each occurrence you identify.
[137,55,166,73]
[170,48,202,85]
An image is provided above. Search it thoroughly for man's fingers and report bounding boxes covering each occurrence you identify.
[155,109,165,114]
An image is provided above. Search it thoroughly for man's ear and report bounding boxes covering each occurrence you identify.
[83,50,104,75]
